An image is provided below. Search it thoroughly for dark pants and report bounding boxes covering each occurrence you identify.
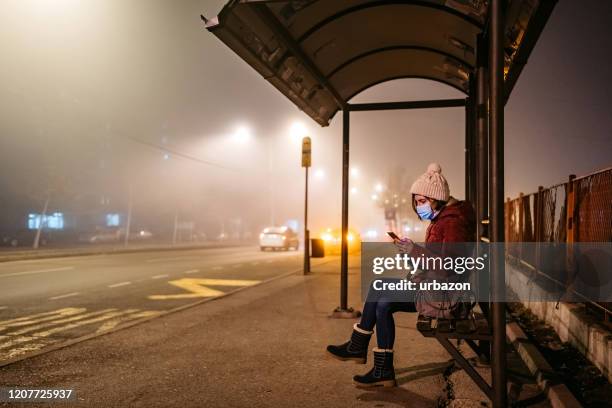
[358,278,417,349]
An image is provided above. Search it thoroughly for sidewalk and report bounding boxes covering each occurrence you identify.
[0,258,540,407]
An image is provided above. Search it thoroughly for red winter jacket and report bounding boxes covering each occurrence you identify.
[410,198,476,279]
[425,198,476,243]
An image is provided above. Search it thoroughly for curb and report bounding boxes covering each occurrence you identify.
[0,258,336,369]
[506,321,582,408]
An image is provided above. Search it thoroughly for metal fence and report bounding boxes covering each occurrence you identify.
[505,166,612,322]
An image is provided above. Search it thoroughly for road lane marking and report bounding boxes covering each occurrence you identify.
[0,308,85,330]
[0,307,7,311]
[0,307,162,361]
[212,266,223,270]
[0,308,82,326]
[151,274,169,280]
[108,281,132,288]
[148,278,260,300]
[0,310,135,350]
[5,309,115,336]
[183,269,199,274]
[146,256,197,263]
[0,267,75,279]
[48,292,79,301]
[94,310,160,334]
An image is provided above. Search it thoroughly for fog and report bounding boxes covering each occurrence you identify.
[0,0,610,245]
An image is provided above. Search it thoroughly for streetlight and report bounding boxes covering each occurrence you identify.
[350,167,359,178]
[375,182,384,192]
[290,121,308,141]
[232,125,252,144]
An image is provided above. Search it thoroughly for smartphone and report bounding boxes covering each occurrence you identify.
[386,231,400,241]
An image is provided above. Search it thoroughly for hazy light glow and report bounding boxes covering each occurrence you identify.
[233,126,252,144]
[314,169,325,179]
[350,167,359,177]
[371,194,378,200]
[350,187,358,194]
[375,183,384,192]
[366,230,378,239]
[290,122,307,141]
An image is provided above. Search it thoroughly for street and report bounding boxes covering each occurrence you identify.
[0,247,304,363]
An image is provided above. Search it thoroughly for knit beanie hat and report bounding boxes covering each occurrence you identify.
[409,163,450,202]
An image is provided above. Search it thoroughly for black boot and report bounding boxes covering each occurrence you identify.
[326,323,372,364]
[353,348,396,388]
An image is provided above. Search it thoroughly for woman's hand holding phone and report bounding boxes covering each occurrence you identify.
[387,232,414,254]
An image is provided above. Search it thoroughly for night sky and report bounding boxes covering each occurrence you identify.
[0,0,610,235]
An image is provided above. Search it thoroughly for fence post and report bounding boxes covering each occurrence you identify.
[566,175,577,244]
[565,175,577,298]
[505,198,510,243]
[535,186,544,272]
[518,193,524,259]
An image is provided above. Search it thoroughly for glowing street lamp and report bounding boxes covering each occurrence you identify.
[232,125,252,144]
[375,182,384,192]
[290,121,308,141]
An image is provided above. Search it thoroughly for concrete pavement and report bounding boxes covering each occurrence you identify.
[0,257,548,407]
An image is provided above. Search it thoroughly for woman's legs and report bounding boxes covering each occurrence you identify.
[374,300,416,349]
[327,278,415,367]
[358,279,417,346]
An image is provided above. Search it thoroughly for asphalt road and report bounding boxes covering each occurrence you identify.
[0,246,304,363]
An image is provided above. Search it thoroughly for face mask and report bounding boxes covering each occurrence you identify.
[416,202,435,220]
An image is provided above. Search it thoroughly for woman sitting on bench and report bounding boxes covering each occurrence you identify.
[326,163,475,387]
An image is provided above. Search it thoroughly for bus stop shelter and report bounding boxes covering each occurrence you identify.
[204,1,557,405]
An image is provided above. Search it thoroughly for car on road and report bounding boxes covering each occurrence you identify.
[319,227,361,254]
[79,228,153,244]
[259,226,299,251]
